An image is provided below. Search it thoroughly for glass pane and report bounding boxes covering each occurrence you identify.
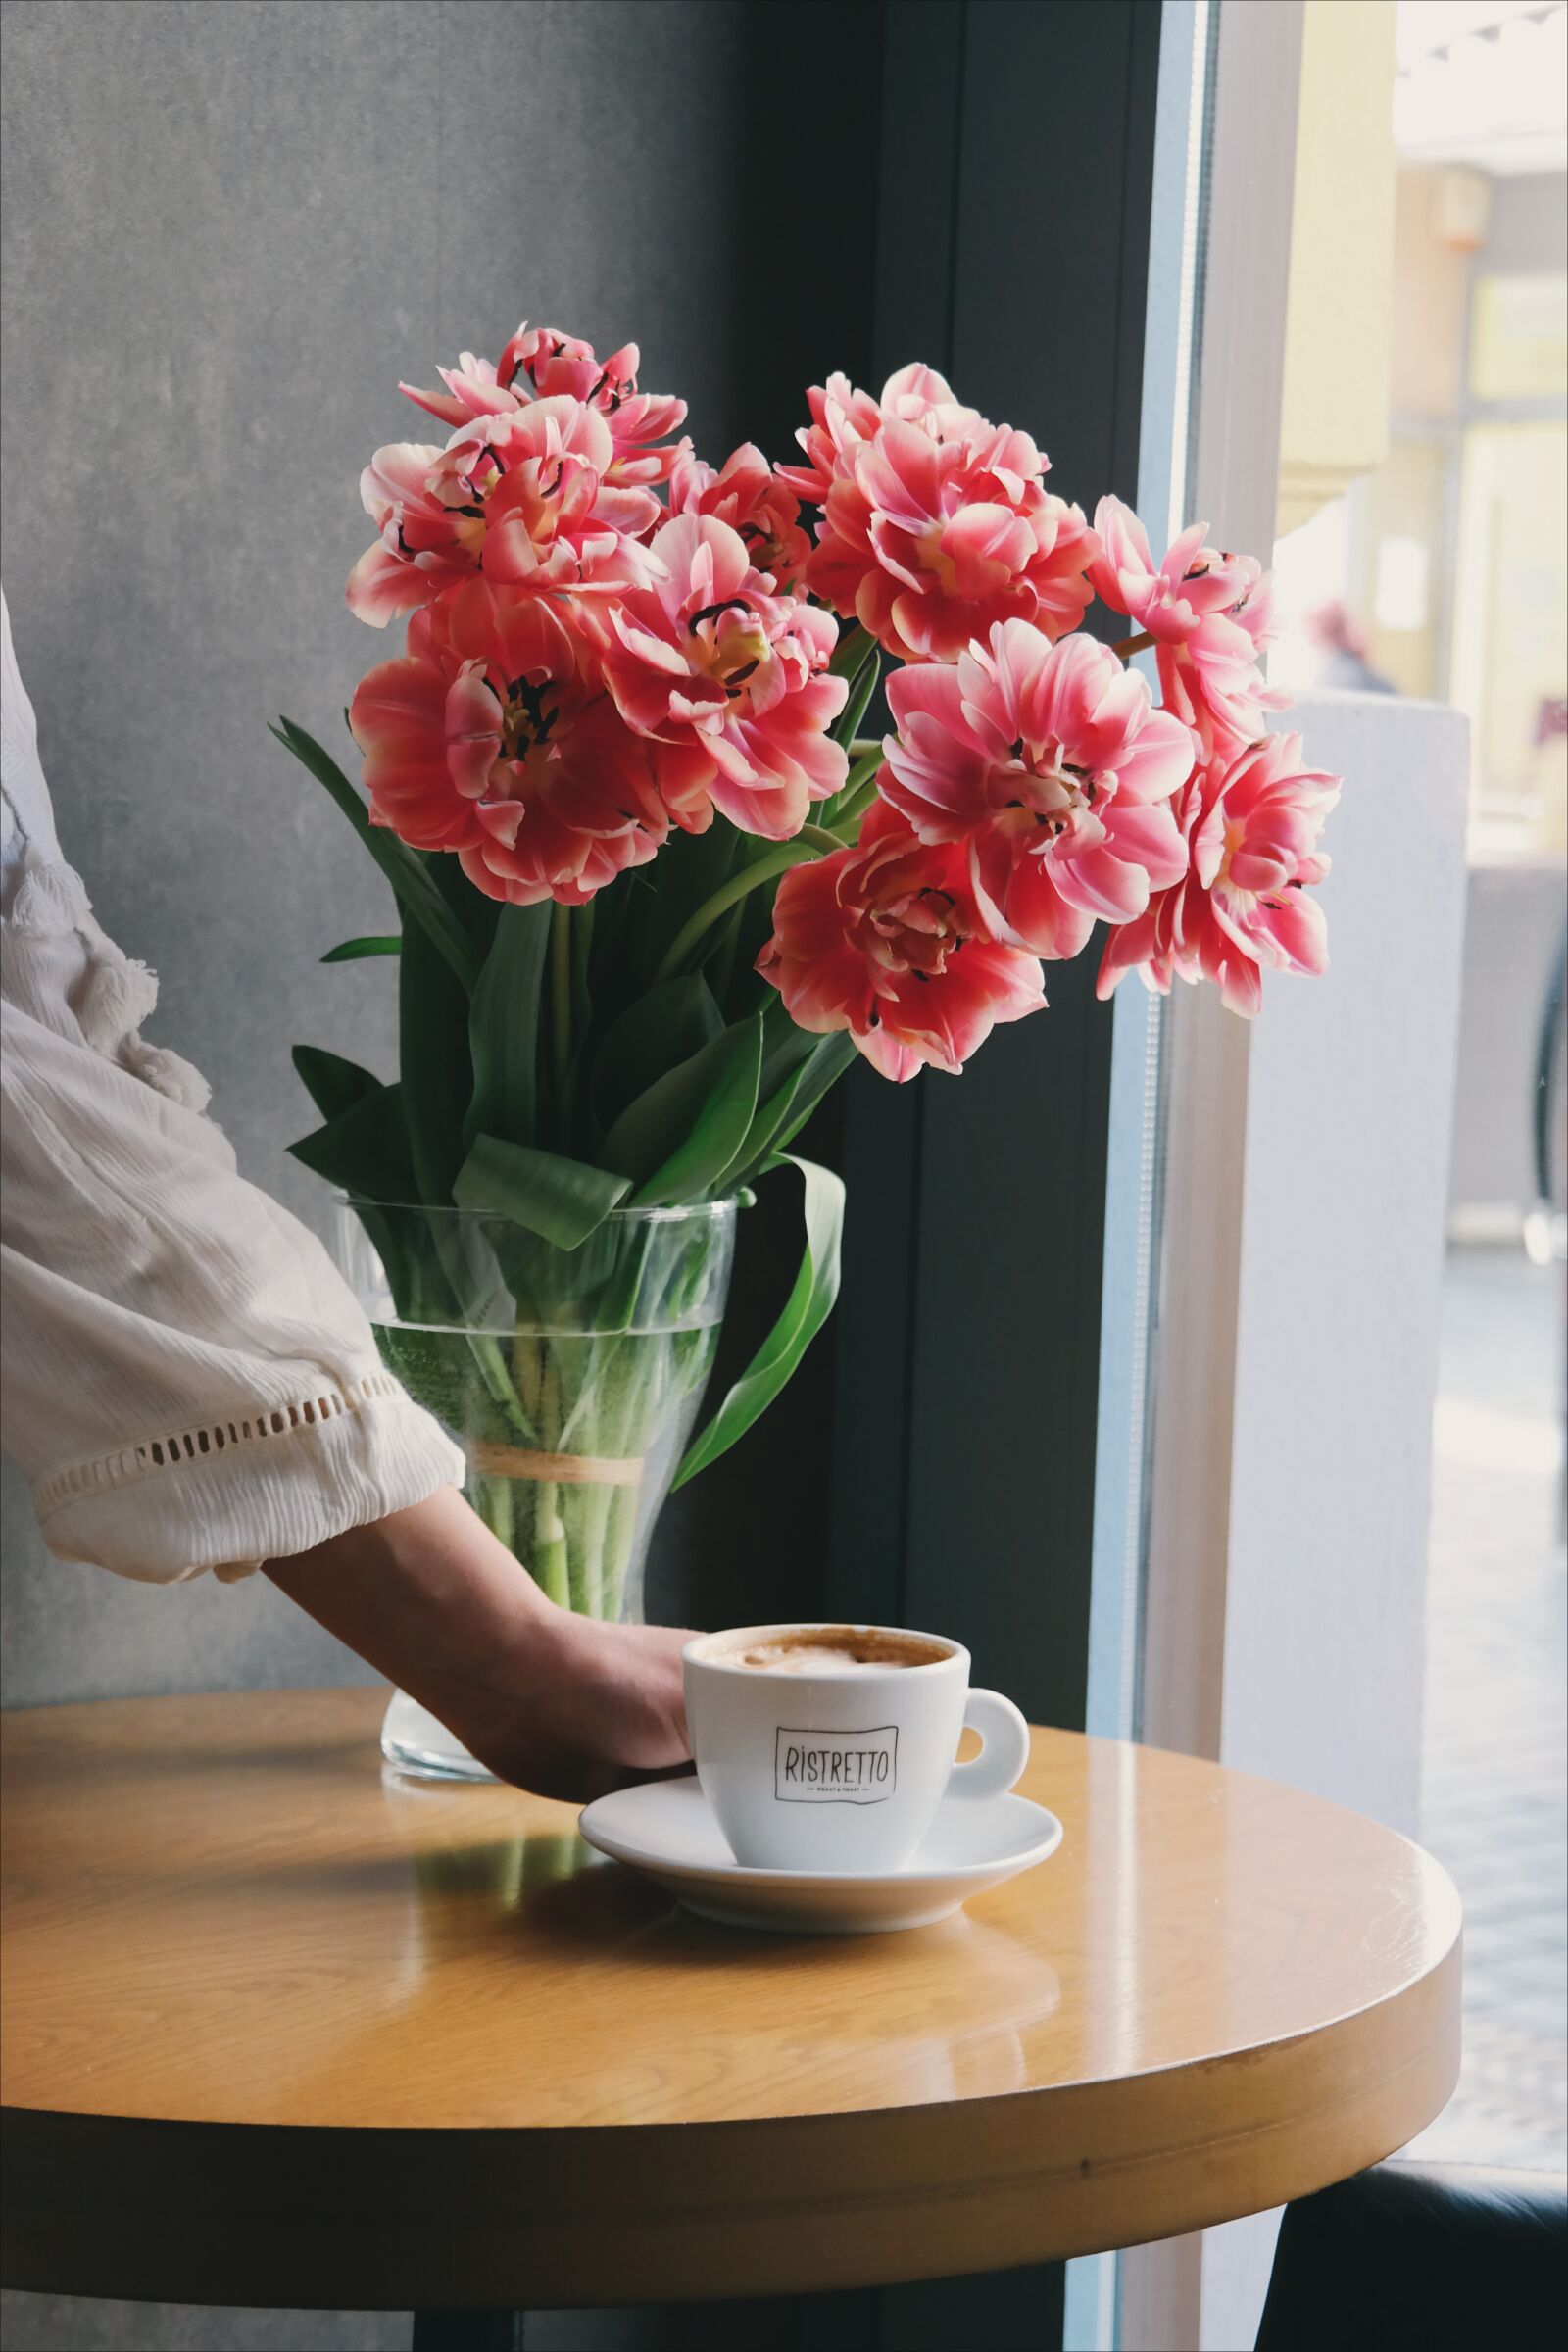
[1452,418,1568,855]
[1068,8,1218,2346]
[1271,0,1567,2178]
[1471,271,1568,399]
[1084,0,1217,1759]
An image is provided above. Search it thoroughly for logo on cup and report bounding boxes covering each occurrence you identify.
[774,1725,898,1805]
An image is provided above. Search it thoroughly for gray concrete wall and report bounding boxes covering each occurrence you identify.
[0,0,860,1704]
[0,3,878,2345]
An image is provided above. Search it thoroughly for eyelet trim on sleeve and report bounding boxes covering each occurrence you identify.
[33,1370,409,1519]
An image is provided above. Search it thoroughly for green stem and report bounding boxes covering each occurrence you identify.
[583,1490,617,1626]
[570,898,594,1004]
[829,623,871,677]
[709,904,745,1007]
[831,778,881,837]
[466,1333,537,1445]
[549,903,572,1127]
[533,1481,570,1608]
[472,1472,515,1553]
[514,1332,545,1424]
[533,1350,571,1606]
[654,840,822,982]
[798,822,850,856]
[822,746,883,833]
[602,1484,639,1625]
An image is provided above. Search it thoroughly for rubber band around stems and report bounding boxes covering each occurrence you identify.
[466,1440,645,1487]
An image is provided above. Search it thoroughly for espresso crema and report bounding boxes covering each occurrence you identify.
[719,1627,951,1677]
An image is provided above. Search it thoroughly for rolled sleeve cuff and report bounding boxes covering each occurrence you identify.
[35,1385,466,1584]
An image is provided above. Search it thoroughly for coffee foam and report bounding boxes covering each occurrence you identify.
[736,1643,890,1676]
[707,1625,952,1675]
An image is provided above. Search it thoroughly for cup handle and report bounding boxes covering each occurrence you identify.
[947,1689,1031,1801]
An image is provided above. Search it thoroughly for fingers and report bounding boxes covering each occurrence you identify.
[477,1735,697,1806]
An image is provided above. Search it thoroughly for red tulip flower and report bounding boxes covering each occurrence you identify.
[1090,496,1287,755]
[347,398,661,628]
[1097,731,1341,1016]
[880,622,1194,961]
[757,800,1046,1081]
[786,365,1098,663]
[668,442,811,592]
[400,321,686,486]
[349,580,670,906]
[598,513,849,840]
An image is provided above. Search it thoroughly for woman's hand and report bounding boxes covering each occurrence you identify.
[265,1485,695,1801]
[439,1604,696,1800]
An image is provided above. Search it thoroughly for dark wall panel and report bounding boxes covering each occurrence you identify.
[832,0,1160,1751]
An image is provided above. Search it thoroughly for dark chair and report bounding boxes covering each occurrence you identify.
[1531,922,1566,1217]
[1254,2160,1567,2352]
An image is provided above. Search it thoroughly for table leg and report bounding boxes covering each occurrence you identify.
[412,2314,523,2352]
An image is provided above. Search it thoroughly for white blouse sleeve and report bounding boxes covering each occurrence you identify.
[0,591,464,1584]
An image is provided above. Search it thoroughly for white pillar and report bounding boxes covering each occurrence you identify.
[1137,686,1470,2350]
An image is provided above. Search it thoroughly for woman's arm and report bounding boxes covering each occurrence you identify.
[264,1485,692,1799]
[3,597,693,1801]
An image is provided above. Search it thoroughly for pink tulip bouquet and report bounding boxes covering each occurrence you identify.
[276,322,1339,1628]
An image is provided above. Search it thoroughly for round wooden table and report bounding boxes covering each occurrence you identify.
[0,1689,1460,2316]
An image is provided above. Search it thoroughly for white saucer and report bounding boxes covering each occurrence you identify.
[577,1777,1062,1934]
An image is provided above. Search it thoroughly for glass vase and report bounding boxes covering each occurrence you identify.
[333,1197,736,1780]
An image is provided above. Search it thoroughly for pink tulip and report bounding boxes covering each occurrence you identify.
[344,440,474,626]
[1097,731,1340,1016]
[781,367,1097,663]
[348,580,670,906]
[757,799,1046,1081]
[1090,496,1287,753]
[821,417,1096,663]
[879,622,1194,961]
[346,397,661,626]
[668,442,811,591]
[776,364,958,504]
[597,513,849,840]
[400,322,686,485]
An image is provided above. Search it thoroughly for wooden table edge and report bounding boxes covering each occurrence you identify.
[0,1922,1462,2309]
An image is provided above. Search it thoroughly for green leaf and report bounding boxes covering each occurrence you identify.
[569,897,594,1049]
[400,905,473,1204]
[270,718,480,992]
[319,935,401,963]
[292,1043,382,1126]
[454,1133,630,1250]
[822,744,884,833]
[672,1155,846,1488]
[831,641,881,750]
[727,1032,858,1185]
[757,994,822,1096]
[600,1015,762,1204]
[421,836,501,962]
[289,1054,420,1310]
[288,1080,418,1203]
[829,624,872,679]
[466,902,552,1150]
[590,973,723,1137]
[623,821,742,986]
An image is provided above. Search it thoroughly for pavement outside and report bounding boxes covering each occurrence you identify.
[1407,1247,1567,2174]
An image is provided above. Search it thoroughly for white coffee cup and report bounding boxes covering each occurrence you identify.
[682,1621,1032,1873]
